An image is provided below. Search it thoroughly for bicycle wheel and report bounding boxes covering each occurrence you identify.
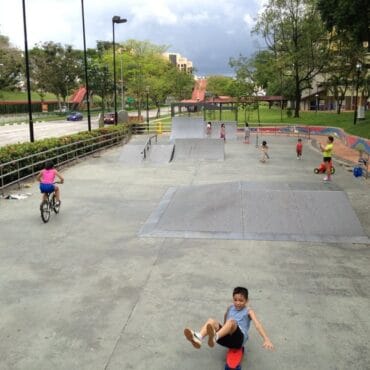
[40,200,51,223]
[52,194,60,214]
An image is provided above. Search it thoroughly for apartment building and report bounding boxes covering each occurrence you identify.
[163,52,193,74]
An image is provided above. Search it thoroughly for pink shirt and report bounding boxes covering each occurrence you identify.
[41,169,56,184]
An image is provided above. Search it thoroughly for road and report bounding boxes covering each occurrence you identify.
[0,119,100,147]
[0,107,170,147]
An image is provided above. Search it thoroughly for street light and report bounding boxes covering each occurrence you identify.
[81,0,91,131]
[22,0,34,142]
[112,15,127,125]
[146,86,150,134]
[353,62,362,125]
[315,93,319,113]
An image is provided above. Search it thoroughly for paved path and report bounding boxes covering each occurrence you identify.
[0,133,369,370]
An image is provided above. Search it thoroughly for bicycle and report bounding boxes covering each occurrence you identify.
[40,182,62,223]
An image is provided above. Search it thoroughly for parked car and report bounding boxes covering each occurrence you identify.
[66,112,83,121]
[104,112,115,124]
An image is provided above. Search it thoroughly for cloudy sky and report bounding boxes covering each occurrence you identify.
[0,0,268,76]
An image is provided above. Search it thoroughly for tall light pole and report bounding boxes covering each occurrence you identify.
[353,62,362,125]
[120,50,124,110]
[112,16,127,125]
[315,93,319,113]
[22,0,34,142]
[146,86,149,134]
[81,0,91,131]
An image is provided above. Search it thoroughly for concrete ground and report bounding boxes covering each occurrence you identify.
[0,133,369,370]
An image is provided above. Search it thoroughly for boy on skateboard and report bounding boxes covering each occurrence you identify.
[184,287,274,351]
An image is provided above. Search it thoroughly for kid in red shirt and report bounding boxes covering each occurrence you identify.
[296,138,303,159]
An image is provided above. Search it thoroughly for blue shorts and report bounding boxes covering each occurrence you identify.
[40,183,55,194]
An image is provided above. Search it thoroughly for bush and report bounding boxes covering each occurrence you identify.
[0,125,129,187]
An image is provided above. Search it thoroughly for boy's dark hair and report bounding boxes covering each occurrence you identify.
[233,287,248,300]
[45,161,54,170]
[262,140,267,146]
[298,138,302,142]
[328,135,334,143]
[245,122,249,127]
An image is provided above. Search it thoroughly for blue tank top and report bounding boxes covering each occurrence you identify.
[226,306,251,343]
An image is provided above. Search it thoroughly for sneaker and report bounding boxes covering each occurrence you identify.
[206,323,216,348]
[55,200,61,207]
[323,176,331,181]
[184,328,201,349]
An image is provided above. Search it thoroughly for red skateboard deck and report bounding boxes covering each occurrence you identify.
[225,347,244,369]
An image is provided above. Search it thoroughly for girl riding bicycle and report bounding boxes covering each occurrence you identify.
[37,161,64,206]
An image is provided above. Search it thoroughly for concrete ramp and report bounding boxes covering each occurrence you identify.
[170,117,205,142]
[207,121,237,140]
[173,139,224,161]
[147,144,174,164]
[118,145,144,165]
[139,181,369,243]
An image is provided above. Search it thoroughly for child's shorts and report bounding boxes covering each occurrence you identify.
[216,323,244,348]
[40,183,55,193]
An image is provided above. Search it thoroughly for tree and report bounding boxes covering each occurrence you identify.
[253,0,331,117]
[317,0,370,51]
[206,76,234,97]
[0,34,23,91]
[30,42,83,108]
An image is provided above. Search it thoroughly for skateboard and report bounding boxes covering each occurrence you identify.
[225,347,244,370]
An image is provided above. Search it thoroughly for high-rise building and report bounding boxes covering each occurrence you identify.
[163,52,193,74]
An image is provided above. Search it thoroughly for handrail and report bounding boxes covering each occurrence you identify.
[0,130,129,191]
[141,134,158,160]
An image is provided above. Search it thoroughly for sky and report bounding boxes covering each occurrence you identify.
[0,0,268,76]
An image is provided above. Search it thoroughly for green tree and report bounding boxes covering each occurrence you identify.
[206,76,234,97]
[253,0,331,117]
[30,42,83,108]
[317,0,370,51]
[0,34,23,92]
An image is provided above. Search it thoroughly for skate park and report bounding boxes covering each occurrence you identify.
[0,117,369,370]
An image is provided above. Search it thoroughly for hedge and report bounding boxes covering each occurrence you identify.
[0,125,130,188]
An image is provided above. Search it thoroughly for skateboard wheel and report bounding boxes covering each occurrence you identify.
[314,168,319,174]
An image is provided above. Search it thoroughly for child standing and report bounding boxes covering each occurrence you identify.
[184,287,274,351]
[244,122,250,144]
[319,135,334,181]
[36,161,64,205]
[206,121,212,137]
[260,140,269,163]
[220,123,226,141]
[296,138,303,159]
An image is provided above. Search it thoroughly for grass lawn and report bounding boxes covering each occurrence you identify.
[205,104,370,139]
[0,90,59,101]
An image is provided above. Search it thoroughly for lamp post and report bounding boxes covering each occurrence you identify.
[112,16,127,125]
[353,62,362,125]
[315,93,319,113]
[22,0,34,142]
[146,86,149,134]
[120,49,124,110]
[81,0,91,131]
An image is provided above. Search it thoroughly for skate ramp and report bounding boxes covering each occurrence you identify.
[118,145,144,165]
[173,139,224,161]
[119,144,174,165]
[139,181,368,243]
[206,121,237,140]
[170,117,205,142]
[146,144,174,164]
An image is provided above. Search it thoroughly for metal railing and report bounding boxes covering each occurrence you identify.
[141,134,158,160]
[0,129,129,191]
